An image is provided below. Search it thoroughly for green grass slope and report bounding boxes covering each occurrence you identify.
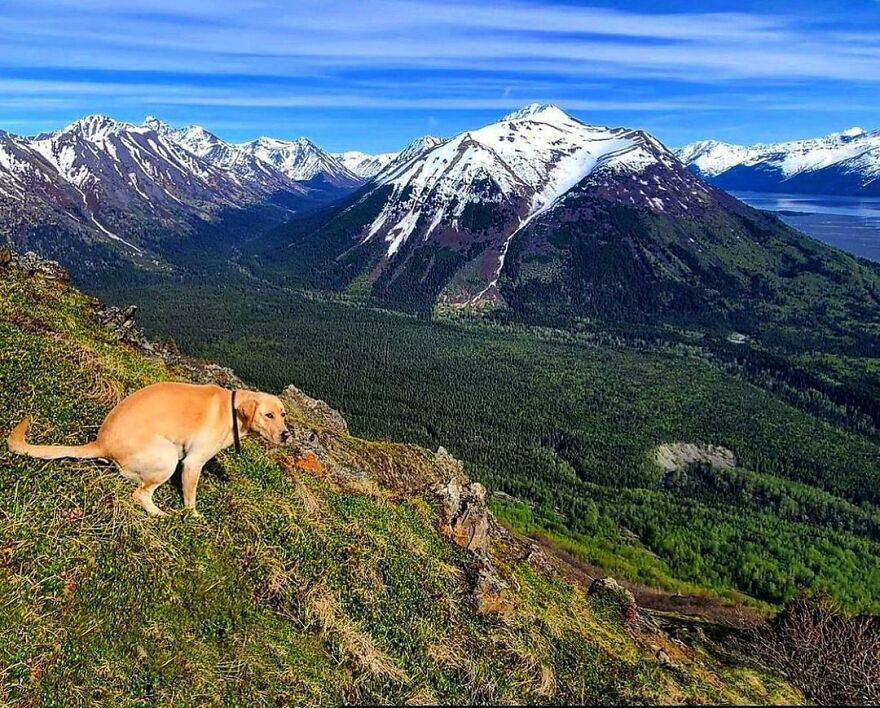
[0,254,799,704]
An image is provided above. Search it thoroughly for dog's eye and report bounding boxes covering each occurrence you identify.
[281,411,286,418]
[265,413,275,419]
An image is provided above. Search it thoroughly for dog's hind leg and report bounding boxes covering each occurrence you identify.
[181,456,207,516]
[123,441,180,517]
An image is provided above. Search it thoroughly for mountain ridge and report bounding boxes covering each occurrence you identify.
[676,127,880,195]
[238,135,362,187]
[0,112,371,271]
[257,103,880,340]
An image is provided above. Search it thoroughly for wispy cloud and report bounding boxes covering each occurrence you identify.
[2,0,877,82]
[0,0,879,148]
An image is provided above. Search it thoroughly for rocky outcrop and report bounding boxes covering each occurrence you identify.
[522,543,554,574]
[274,413,511,616]
[280,384,348,435]
[91,302,183,365]
[93,304,140,339]
[433,478,489,557]
[431,474,515,617]
[589,577,637,607]
[655,443,737,473]
[0,248,69,283]
[589,577,639,626]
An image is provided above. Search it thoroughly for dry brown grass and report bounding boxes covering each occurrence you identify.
[491,627,558,699]
[749,596,879,704]
[71,345,123,407]
[427,635,471,671]
[405,686,439,705]
[291,476,324,524]
[307,588,409,683]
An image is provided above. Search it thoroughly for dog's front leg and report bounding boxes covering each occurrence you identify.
[182,457,206,515]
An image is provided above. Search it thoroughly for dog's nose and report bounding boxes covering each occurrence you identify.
[280,430,291,442]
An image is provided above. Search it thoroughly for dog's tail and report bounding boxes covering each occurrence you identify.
[7,419,104,460]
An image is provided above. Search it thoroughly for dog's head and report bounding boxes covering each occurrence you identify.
[237,392,291,445]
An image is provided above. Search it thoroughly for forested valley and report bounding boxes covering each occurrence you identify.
[95,268,880,613]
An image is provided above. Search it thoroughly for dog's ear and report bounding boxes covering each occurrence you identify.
[236,397,259,432]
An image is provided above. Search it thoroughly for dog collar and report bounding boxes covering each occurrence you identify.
[231,389,242,454]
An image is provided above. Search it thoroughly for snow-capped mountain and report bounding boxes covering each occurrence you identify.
[676,128,880,195]
[239,137,361,187]
[144,117,307,196]
[2,114,274,255]
[333,136,447,179]
[352,104,678,263]
[333,150,397,179]
[0,114,364,263]
[270,103,727,308]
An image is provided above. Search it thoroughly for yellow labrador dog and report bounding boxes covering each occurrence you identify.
[7,382,290,516]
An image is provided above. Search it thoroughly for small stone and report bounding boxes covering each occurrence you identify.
[523,544,554,574]
[656,649,674,666]
[588,576,639,625]
[473,565,514,618]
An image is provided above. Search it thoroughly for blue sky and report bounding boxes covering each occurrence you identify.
[1,0,879,152]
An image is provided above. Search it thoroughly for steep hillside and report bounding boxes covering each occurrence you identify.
[677,128,880,196]
[0,251,800,704]
[112,265,880,613]
[499,156,880,333]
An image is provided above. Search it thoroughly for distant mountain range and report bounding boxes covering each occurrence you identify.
[332,136,446,179]
[676,128,880,196]
[0,114,276,257]
[257,103,880,329]
[3,106,879,335]
[333,150,397,179]
[0,113,455,266]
